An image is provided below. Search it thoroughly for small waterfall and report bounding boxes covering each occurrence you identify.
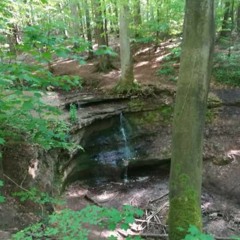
[119,113,134,183]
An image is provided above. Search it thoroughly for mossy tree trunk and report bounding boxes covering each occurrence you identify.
[117,1,134,91]
[168,1,215,239]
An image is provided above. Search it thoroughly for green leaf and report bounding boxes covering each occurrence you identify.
[22,101,34,111]
[107,236,117,240]
[108,222,117,230]
[120,223,129,230]
[0,196,5,203]
[188,225,200,236]
[0,180,4,187]
[0,138,5,145]
[125,215,135,224]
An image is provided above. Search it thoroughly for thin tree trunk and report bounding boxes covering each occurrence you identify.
[69,1,82,37]
[133,0,142,37]
[92,0,112,72]
[168,0,215,239]
[58,3,69,38]
[84,0,93,58]
[231,0,234,31]
[237,3,240,34]
[102,0,109,46]
[220,1,231,37]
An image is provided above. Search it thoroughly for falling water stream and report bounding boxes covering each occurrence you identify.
[120,113,134,183]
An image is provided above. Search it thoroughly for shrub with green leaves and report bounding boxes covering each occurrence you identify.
[183,225,240,240]
[13,187,63,206]
[213,52,240,87]
[69,104,78,123]
[0,85,74,150]
[0,180,5,203]
[12,205,144,240]
[157,46,181,80]
[157,63,175,76]
[182,225,214,240]
[0,19,86,150]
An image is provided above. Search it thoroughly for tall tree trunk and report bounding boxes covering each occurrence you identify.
[220,0,231,37]
[114,0,120,35]
[69,1,82,38]
[84,0,93,58]
[58,3,69,38]
[236,2,240,34]
[102,0,109,46]
[117,2,134,90]
[8,24,21,54]
[168,0,215,239]
[92,0,111,72]
[230,0,234,31]
[133,0,142,37]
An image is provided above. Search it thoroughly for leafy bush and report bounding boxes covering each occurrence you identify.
[183,225,240,240]
[94,45,118,57]
[182,225,214,240]
[12,205,144,240]
[157,47,181,80]
[0,180,5,203]
[157,63,175,76]
[213,52,240,86]
[69,104,78,123]
[0,86,74,150]
[13,187,63,206]
[0,20,86,150]
[0,62,82,90]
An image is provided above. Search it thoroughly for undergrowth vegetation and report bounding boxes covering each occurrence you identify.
[157,46,181,81]
[213,50,240,86]
[12,204,144,240]
[157,41,240,88]
[0,22,86,151]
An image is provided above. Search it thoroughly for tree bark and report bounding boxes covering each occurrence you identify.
[168,0,215,239]
[133,0,142,37]
[84,0,93,59]
[69,1,82,38]
[117,2,134,89]
[237,2,240,34]
[92,0,111,72]
[220,1,231,37]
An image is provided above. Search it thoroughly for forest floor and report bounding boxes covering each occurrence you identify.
[1,38,240,239]
[51,38,180,92]
[64,173,240,240]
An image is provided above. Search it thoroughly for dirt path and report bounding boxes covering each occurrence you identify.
[51,40,179,92]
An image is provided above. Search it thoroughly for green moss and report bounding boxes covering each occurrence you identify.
[128,99,145,111]
[113,80,141,94]
[206,108,218,123]
[128,104,173,128]
[169,190,202,240]
[179,173,190,186]
[159,105,173,120]
[128,111,162,129]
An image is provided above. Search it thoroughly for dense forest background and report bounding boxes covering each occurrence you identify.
[0,0,240,239]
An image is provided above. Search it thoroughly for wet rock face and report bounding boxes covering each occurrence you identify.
[2,88,240,202]
[64,88,240,202]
